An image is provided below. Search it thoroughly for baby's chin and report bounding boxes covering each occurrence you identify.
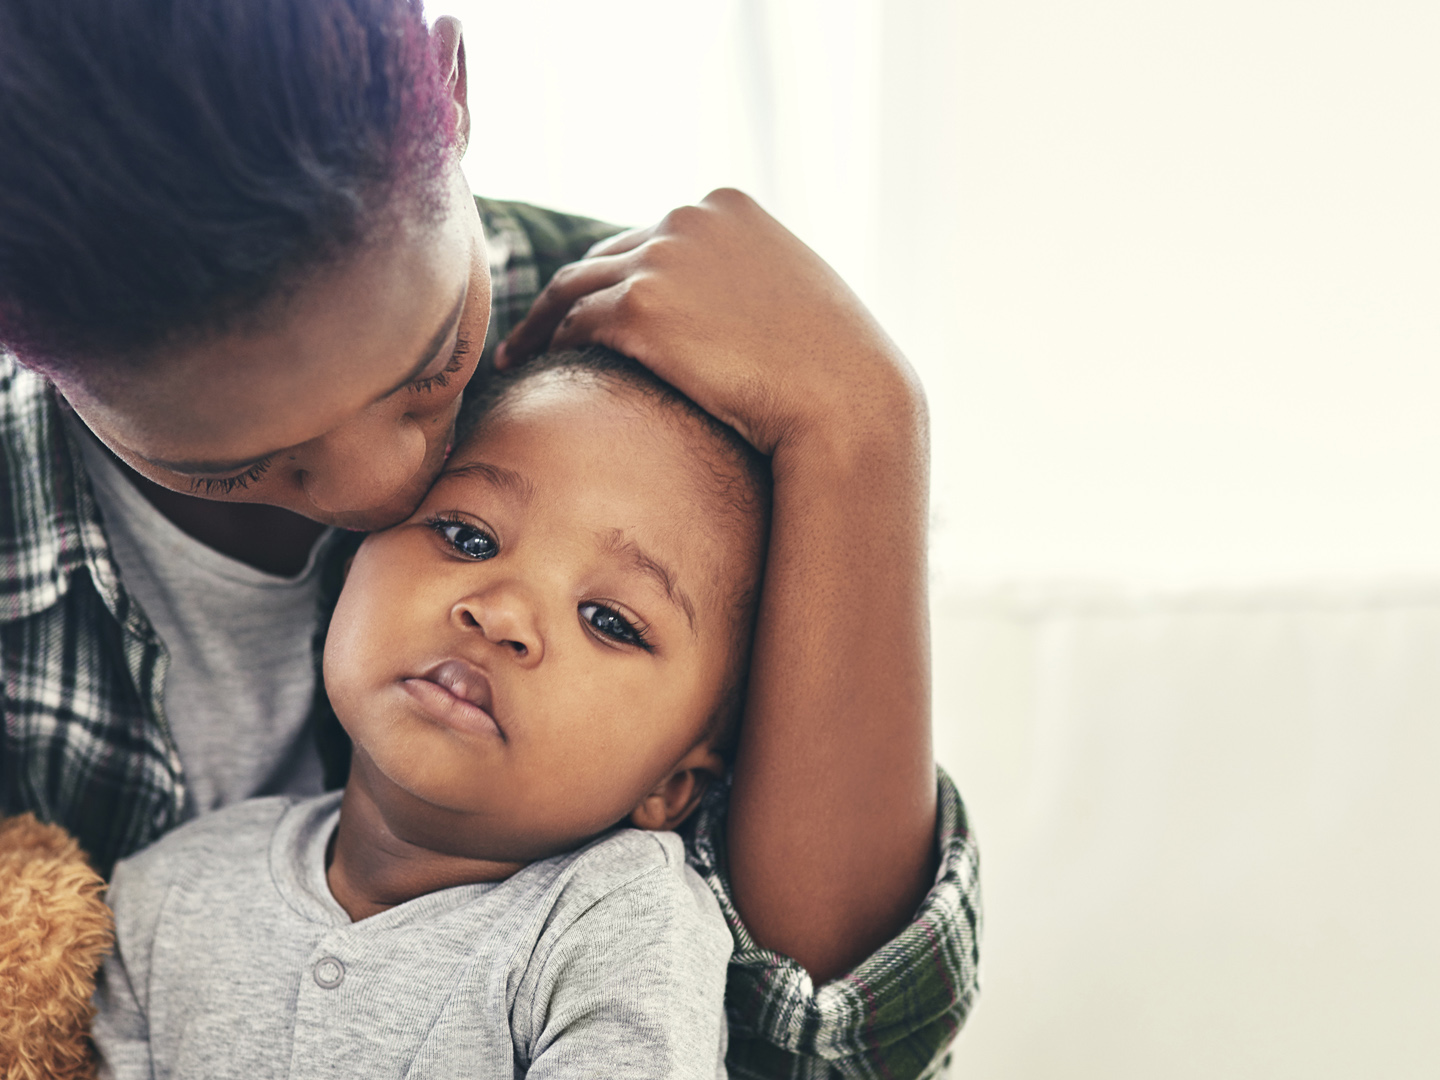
[346,738,630,864]
[390,785,631,864]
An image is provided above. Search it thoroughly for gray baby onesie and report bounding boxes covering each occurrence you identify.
[93,794,732,1079]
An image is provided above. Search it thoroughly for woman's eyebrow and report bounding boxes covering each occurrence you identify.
[144,288,470,475]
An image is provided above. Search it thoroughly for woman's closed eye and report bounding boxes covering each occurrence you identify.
[409,336,470,394]
[579,602,651,650]
[189,456,273,495]
[428,516,497,560]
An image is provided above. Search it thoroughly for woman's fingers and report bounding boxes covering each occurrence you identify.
[497,197,733,370]
[543,281,631,354]
[493,252,633,368]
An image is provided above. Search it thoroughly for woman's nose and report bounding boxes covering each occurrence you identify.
[452,585,544,666]
[299,406,427,514]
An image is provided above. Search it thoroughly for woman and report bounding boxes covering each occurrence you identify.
[0,1,978,1075]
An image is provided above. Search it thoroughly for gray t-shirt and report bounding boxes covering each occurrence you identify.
[70,416,328,814]
[93,794,732,1079]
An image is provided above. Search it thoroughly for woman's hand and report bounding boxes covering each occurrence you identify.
[496,188,920,458]
[501,190,938,983]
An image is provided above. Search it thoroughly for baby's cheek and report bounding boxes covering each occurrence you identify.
[324,590,394,713]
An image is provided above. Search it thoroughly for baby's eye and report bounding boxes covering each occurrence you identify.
[429,518,497,560]
[579,602,650,649]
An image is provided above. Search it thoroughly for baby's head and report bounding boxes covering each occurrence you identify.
[324,346,769,863]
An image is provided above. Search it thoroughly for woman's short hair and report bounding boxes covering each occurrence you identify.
[0,0,455,374]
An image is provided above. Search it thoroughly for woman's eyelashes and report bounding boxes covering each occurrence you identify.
[579,602,652,650]
[189,456,273,495]
[428,516,498,560]
[409,336,470,393]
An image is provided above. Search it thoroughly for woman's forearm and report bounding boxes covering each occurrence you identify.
[727,370,937,983]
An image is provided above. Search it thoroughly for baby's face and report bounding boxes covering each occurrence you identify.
[324,371,745,861]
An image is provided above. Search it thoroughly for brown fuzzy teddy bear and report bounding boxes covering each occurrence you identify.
[0,814,113,1080]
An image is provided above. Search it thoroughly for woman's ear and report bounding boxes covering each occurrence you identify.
[629,744,727,832]
[430,16,470,156]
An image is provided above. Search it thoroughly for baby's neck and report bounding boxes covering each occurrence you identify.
[326,777,528,923]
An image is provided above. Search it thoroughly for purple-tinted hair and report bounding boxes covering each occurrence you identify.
[0,0,456,373]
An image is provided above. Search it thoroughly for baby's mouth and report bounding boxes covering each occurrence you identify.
[427,659,492,709]
[401,659,503,739]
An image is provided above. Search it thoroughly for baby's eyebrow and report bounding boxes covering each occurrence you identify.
[601,529,697,635]
[438,460,535,503]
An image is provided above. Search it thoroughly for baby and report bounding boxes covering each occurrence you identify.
[92,346,771,1079]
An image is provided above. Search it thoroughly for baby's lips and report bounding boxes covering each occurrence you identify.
[423,658,494,715]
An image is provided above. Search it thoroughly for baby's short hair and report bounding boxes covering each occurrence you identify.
[472,346,771,759]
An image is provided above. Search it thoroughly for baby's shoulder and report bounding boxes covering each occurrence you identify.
[555,828,686,899]
[541,828,728,946]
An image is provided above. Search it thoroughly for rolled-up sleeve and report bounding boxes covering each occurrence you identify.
[685,767,981,1080]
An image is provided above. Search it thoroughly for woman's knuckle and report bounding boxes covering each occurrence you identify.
[614,278,653,322]
[661,203,705,234]
[705,187,753,212]
[637,234,679,268]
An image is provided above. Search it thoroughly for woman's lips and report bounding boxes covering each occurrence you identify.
[401,659,503,740]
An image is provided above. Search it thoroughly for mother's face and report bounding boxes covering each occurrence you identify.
[52,164,491,533]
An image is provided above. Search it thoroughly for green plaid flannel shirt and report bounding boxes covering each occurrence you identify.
[0,197,980,1079]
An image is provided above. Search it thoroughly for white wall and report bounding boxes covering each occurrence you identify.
[930,582,1440,1078]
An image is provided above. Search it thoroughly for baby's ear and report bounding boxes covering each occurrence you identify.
[629,743,726,832]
